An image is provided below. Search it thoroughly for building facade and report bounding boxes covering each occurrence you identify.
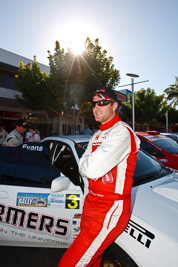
[0,48,85,137]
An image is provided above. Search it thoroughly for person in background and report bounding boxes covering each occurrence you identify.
[2,119,27,146]
[81,124,92,135]
[75,126,80,135]
[0,123,8,145]
[25,129,33,142]
[58,87,140,267]
[27,124,41,142]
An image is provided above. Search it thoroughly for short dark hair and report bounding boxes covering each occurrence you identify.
[15,119,28,128]
[28,124,36,131]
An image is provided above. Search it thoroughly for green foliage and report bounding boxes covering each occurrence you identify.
[47,38,120,115]
[121,88,169,124]
[15,38,120,131]
[15,57,49,111]
[82,38,120,92]
[157,107,178,124]
[164,76,178,107]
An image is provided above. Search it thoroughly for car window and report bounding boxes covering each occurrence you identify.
[0,143,60,188]
[133,149,171,186]
[152,138,178,154]
[140,139,165,158]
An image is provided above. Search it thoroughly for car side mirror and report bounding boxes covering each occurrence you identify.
[51,176,70,192]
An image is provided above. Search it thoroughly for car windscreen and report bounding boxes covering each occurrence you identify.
[75,142,89,158]
[75,141,171,186]
[152,138,178,154]
[133,149,171,186]
[170,135,178,143]
[0,143,60,188]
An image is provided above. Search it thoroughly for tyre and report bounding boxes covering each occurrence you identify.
[101,242,138,267]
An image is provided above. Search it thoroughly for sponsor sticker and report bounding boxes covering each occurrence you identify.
[47,194,65,208]
[0,203,70,238]
[73,213,82,219]
[16,193,81,209]
[16,193,65,208]
[22,144,43,151]
[72,220,80,239]
[65,194,80,209]
[16,193,48,207]
[124,219,155,249]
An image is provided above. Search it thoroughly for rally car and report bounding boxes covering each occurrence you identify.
[160,132,178,144]
[136,131,178,170]
[0,135,178,267]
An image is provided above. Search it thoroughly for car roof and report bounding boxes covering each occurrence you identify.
[161,133,178,136]
[136,131,173,142]
[136,131,160,136]
[42,135,91,144]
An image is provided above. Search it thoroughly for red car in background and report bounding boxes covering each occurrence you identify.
[136,131,178,170]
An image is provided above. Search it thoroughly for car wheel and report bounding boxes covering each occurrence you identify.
[101,243,138,267]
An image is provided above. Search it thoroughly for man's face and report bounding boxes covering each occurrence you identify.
[16,125,26,135]
[92,95,118,124]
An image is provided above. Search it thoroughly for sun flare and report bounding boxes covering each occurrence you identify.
[70,39,84,55]
[59,21,93,54]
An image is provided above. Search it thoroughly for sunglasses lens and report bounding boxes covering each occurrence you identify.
[92,100,112,107]
[92,100,102,107]
[98,100,106,106]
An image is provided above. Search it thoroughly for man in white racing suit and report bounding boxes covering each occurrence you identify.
[58,87,140,267]
[3,119,27,146]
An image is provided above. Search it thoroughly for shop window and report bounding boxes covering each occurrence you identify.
[68,125,71,135]
[62,124,67,134]
[1,73,17,90]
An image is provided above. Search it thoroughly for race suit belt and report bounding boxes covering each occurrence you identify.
[89,189,131,200]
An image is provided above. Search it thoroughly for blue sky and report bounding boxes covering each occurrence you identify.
[1,0,178,96]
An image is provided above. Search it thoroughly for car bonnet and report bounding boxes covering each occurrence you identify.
[152,175,178,202]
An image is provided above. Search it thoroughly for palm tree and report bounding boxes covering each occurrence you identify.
[164,77,178,107]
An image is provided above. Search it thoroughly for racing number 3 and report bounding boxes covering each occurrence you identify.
[65,194,80,209]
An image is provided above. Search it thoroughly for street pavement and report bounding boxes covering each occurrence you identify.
[0,246,67,267]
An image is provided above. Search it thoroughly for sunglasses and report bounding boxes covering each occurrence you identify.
[92,99,114,108]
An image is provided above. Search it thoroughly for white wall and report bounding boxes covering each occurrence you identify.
[0,48,49,74]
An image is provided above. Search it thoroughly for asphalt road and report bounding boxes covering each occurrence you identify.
[0,246,67,267]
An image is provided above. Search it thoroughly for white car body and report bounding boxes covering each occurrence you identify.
[0,135,178,266]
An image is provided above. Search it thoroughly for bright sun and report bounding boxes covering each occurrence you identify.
[59,22,93,55]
